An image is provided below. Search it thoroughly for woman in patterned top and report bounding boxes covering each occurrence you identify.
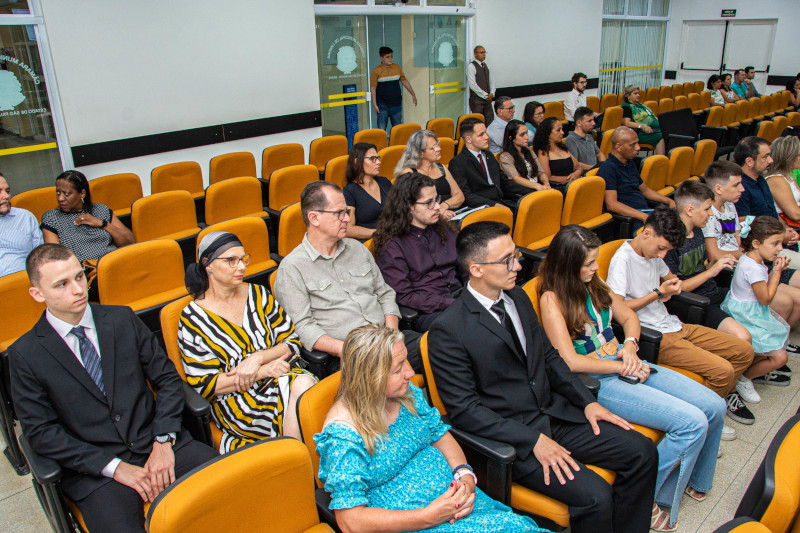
[537,225,725,532]
[178,231,316,453]
[41,170,134,262]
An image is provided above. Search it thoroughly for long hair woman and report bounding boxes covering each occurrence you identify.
[532,117,581,187]
[499,119,550,191]
[343,142,392,240]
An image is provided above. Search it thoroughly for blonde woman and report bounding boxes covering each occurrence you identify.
[315,325,544,533]
[766,136,800,228]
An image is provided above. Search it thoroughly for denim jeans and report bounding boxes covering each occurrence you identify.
[377,104,403,133]
[591,364,725,527]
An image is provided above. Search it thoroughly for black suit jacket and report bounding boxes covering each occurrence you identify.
[427,286,596,478]
[9,304,189,500]
[448,147,530,209]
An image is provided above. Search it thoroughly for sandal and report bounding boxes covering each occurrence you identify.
[650,504,677,532]
[684,486,707,502]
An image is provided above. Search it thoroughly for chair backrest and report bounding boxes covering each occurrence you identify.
[460,205,513,229]
[700,90,712,109]
[90,173,143,216]
[426,118,455,140]
[599,93,618,113]
[296,372,342,487]
[159,295,195,381]
[209,152,257,185]
[513,190,563,249]
[439,137,455,166]
[309,135,348,172]
[323,155,349,189]
[146,438,329,533]
[97,239,187,311]
[748,97,763,119]
[683,81,695,95]
[389,123,422,147]
[757,121,777,143]
[770,93,782,114]
[687,93,702,112]
[760,94,774,116]
[640,155,670,191]
[667,146,694,186]
[132,190,198,242]
[644,101,658,116]
[694,80,704,93]
[561,176,607,226]
[706,106,724,127]
[788,112,800,127]
[9,186,57,222]
[418,332,448,417]
[586,95,601,113]
[206,176,265,225]
[268,164,318,212]
[722,104,740,126]
[736,100,751,123]
[196,216,274,279]
[674,95,690,110]
[377,145,405,182]
[261,143,305,180]
[659,85,672,101]
[544,101,566,122]
[645,87,660,103]
[672,83,684,97]
[277,202,305,258]
[455,113,484,140]
[0,271,46,352]
[353,128,388,152]
[658,98,674,115]
[781,90,792,110]
[774,115,789,136]
[617,92,626,106]
[599,130,614,157]
[151,162,204,196]
[522,277,542,320]
[600,106,623,131]
[597,239,626,279]
[692,139,718,177]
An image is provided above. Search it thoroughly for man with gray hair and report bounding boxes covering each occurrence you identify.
[487,95,515,154]
[273,180,422,371]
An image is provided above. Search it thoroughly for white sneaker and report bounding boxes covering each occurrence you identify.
[736,376,761,403]
[721,425,737,441]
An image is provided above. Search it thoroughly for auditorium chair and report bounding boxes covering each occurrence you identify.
[196,216,278,287]
[657,107,727,155]
[700,90,712,110]
[544,101,567,124]
[732,412,800,532]
[9,185,56,222]
[261,143,305,181]
[0,271,45,475]
[599,93,618,113]
[388,122,421,147]
[773,115,789,137]
[205,176,267,226]
[514,190,562,279]
[694,80,705,93]
[644,100,658,116]
[640,155,674,197]
[353,128,388,151]
[309,135,348,176]
[97,238,188,339]
[131,190,201,267]
[781,89,794,113]
[735,100,755,137]
[151,162,205,223]
[265,164,318,241]
[687,92,704,120]
[587,95,601,113]
[426,117,455,140]
[460,205,513,230]
[145,438,333,533]
[455,113,484,139]
[748,97,764,122]
[600,105,623,132]
[323,154,348,189]
[759,94,775,120]
[209,151,257,185]
[666,146,695,187]
[599,129,614,157]
[788,112,800,127]
[644,87,660,103]
[560,176,613,241]
[691,139,718,178]
[276,202,305,259]
[671,83,684,98]
[683,81,695,95]
[377,145,404,182]
[89,173,142,228]
[713,518,771,533]
[658,85,672,101]
[673,95,689,111]
[439,137,455,165]
[658,98,674,115]
[756,121,777,144]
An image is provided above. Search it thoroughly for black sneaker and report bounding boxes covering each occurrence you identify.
[726,392,756,425]
[787,343,799,354]
[774,364,792,377]
[752,371,791,387]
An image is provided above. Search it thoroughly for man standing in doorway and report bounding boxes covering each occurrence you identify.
[370,46,418,135]
[467,45,496,125]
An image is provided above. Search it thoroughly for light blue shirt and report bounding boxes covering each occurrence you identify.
[0,207,43,276]
[487,117,508,154]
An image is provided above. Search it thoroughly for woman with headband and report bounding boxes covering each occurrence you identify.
[178,231,317,453]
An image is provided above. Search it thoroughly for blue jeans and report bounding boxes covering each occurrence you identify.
[592,364,725,527]
[377,104,403,133]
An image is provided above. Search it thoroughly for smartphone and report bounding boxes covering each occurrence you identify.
[648,366,658,374]
[618,374,640,384]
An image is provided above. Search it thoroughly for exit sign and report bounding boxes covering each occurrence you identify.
[721,9,736,17]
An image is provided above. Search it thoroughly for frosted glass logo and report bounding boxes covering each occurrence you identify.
[438,42,454,67]
[337,45,357,74]
[0,70,25,111]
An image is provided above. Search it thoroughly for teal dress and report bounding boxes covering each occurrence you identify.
[622,102,662,146]
[314,384,545,533]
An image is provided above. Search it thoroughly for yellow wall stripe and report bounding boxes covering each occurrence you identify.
[432,81,462,88]
[433,87,465,95]
[0,142,58,157]
[327,92,367,99]
[320,99,366,109]
[599,64,663,73]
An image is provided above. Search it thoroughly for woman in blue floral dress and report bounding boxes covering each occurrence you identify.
[315,324,545,533]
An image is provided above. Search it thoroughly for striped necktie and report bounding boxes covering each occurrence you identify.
[71,326,106,395]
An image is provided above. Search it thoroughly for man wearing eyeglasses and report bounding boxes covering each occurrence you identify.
[274,180,422,371]
[564,73,588,123]
[487,96,516,154]
[428,221,658,533]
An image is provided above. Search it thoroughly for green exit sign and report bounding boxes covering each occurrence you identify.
[721,9,736,17]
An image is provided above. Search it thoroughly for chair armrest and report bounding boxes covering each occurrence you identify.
[264,207,281,220]
[518,247,546,281]
[579,374,600,398]
[314,488,341,532]
[19,434,61,484]
[181,383,213,446]
[269,253,283,264]
[446,425,516,504]
[665,291,709,325]
[300,347,336,379]
[398,305,419,331]
[609,213,638,239]
[611,322,662,364]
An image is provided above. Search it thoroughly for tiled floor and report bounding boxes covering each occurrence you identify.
[2,338,799,532]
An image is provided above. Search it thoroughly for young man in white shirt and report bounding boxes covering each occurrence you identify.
[564,72,588,123]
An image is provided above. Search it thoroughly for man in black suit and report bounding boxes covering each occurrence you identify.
[448,117,530,210]
[427,222,657,533]
[9,244,217,532]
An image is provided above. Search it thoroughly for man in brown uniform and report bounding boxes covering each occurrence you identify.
[467,45,496,124]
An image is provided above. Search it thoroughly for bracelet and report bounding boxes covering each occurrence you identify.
[623,337,639,349]
[443,201,451,210]
[453,469,478,486]
[451,463,473,475]
[653,288,663,299]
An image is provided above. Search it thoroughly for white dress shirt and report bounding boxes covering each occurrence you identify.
[467,282,527,355]
[467,148,493,184]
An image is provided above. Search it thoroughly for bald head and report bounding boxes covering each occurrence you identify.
[611,126,639,162]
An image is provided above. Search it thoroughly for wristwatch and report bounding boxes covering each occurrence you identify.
[653,288,663,299]
[155,433,176,445]
[100,219,108,229]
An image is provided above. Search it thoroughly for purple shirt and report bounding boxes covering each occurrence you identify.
[375,225,464,314]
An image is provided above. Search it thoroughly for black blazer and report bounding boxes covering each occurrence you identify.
[448,147,530,209]
[8,304,189,501]
[427,286,596,478]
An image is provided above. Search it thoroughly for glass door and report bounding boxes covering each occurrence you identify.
[425,15,465,126]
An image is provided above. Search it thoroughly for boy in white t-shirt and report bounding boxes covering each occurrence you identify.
[703,160,745,261]
[607,205,755,437]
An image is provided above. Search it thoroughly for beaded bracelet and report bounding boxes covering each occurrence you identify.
[451,463,473,475]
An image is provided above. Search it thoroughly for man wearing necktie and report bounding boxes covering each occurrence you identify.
[8,244,217,532]
[428,222,658,533]
[467,45,496,124]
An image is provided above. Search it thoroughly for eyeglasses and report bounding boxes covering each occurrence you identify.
[414,196,441,210]
[365,155,381,163]
[533,111,545,118]
[215,254,251,268]
[474,248,522,271]
[315,209,349,220]
[501,105,515,111]
[425,142,441,151]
